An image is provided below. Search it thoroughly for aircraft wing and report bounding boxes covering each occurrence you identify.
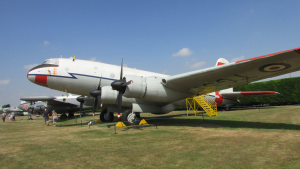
[20,96,76,106]
[20,96,56,101]
[164,47,300,95]
[220,91,279,99]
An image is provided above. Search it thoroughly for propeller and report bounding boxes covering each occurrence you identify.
[110,56,133,120]
[76,96,85,114]
[90,74,103,113]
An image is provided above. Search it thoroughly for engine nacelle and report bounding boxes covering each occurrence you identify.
[101,86,135,107]
[123,75,191,103]
[83,97,96,107]
[123,76,146,98]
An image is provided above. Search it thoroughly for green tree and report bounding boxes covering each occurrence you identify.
[2,104,10,108]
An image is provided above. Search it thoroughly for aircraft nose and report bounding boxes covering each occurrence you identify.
[27,71,35,83]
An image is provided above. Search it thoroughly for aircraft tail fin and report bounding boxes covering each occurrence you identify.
[215,58,230,66]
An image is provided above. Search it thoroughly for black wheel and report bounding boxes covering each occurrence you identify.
[226,107,230,111]
[60,114,67,120]
[68,112,74,118]
[122,109,140,125]
[100,110,114,122]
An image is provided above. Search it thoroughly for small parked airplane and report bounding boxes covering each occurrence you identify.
[26,47,300,123]
[19,94,95,119]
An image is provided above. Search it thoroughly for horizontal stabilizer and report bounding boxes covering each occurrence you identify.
[221,91,279,98]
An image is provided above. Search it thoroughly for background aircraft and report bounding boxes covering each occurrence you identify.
[26,47,300,123]
[19,94,94,119]
[0,107,23,115]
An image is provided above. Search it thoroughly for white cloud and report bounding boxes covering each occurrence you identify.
[162,69,168,74]
[123,64,128,67]
[44,41,50,45]
[185,61,206,69]
[172,48,193,57]
[0,79,10,86]
[231,55,245,63]
[89,57,97,61]
[23,64,38,70]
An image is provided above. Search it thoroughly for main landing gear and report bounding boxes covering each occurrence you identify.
[122,109,140,125]
[100,109,114,122]
[68,112,74,118]
[60,113,67,119]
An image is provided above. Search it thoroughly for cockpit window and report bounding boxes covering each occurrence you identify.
[42,59,59,65]
[29,59,59,71]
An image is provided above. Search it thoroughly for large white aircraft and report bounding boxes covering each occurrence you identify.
[27,47,300,123]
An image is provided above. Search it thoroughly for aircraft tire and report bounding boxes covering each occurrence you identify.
[68,112,74,118]
[100,110,114,122]
[122,110,140,125]
[60,114,67,120]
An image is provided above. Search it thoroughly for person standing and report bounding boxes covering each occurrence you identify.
[2,113,6,122]
[52,110,58,126]
[43,109,49,126]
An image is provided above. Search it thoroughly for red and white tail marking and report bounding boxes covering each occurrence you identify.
[215,58,230,67]
[215,91,223,105]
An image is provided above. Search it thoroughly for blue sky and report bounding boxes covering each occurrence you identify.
[1,0,300,107]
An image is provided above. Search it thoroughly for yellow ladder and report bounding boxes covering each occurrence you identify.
[186,95,218,117]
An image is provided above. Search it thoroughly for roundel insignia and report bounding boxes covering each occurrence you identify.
[259,63,291,72]
[24,104,29,111]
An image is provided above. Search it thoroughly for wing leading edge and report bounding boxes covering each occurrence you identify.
[164,47,300,95]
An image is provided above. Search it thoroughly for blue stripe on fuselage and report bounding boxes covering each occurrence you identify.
[28,72,117,81]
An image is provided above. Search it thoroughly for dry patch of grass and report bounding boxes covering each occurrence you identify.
[1,106,300,168]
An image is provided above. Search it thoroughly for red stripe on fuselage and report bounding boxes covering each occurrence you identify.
[35,75,47,85]
[240,91,276,96]
[215,91,223,105]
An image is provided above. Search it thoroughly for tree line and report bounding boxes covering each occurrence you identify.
[233,77,300,106]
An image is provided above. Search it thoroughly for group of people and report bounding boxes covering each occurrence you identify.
[2,109,58,126]
[43,109,58,126]
[1,112,15,122]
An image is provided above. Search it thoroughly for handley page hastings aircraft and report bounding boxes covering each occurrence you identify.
[27,47,300,123]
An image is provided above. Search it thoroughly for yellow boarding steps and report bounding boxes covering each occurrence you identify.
[186,95,217,117]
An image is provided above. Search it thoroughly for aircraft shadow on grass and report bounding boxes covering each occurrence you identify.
[144,118,300,131]
[55,118,300,131]
[54,107,300,131]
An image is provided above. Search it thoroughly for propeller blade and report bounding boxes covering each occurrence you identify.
[79,102,83,114]
[122,80,133,86]
[120,55,123,80]
[93,97,98,112]
[117,92,122,120]
[97,95,102,107]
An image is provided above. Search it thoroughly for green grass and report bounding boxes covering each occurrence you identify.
[1,106,300,168]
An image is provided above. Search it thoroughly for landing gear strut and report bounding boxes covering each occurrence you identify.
[100,109,114,122]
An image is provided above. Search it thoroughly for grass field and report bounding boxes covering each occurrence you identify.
[1,106,300,169]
